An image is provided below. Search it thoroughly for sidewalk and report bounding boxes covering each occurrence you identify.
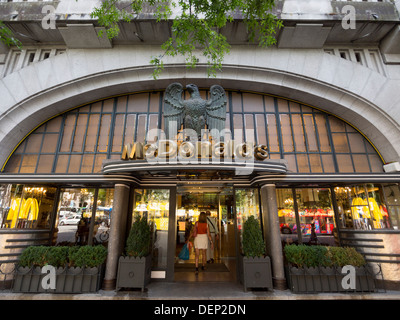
[0,281,399,300]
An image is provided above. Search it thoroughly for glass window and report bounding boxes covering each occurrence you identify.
[127,93,149,113]
[280,114,294,152]
[235,188,261,253]
[303,114,319,152]
[382,183,400,230]
[2,90,385,175]
[20,155,38,173]
[309,154,323,173]
[297,154,310,173]
[332,133,350,153]
[102,99,114,112]
[149,92,160,112]
[132,189,170,270]
[352,154,370,173]
[36,155,55,173]
[81,154,94,173]
[315,114,331,152]
[73,114,89,152]
[97,114,112,152]
[84,114,99,152]
[55,188,96,245]
[243,93,263,112]
[264,96,275,113]
[60,114,76,153]
[93,188,113,245]
[231,92,242,112]
[25,134,43,154]
[348,133,366,153]
[136,114,147,144]
[334,184,391,230]
[336,154,354,173]
[291,114,306,152]
[296,188,336,244]
[41,134,59,154]
[255,114,267,145]
[266,114,280,153]
[0,184,57,229]
[276,188,298,242]
[244,114,255,143]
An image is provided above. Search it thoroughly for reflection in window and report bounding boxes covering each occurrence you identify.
[0,184,57,229]
[133,189,170,270]
[235,189,261,253]
[296,188,336,238]
[56,188,96,245]
[93,188,113,246]
[335,184,391,230]
[277,188,337,245]
[277,188,297,241]
[383,184,400,230]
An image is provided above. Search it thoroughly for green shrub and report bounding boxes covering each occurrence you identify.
[19,246,48,268]
[71,245,108,268]
[126,214,152,257]
[67,246,80,267]
[327,246,365,267]
[284,244,365,268]
[242,215,266,258]
[284,244,308,268]
[306,245,331,268]
[18,245,107,268]
[44,246,69,267]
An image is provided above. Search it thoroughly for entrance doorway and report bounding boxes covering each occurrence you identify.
[174,186,236,282]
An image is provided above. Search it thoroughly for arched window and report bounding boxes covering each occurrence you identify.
[1,90,384,174]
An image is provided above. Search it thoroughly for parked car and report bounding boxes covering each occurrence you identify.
[59,207,80,216]
[59,215,81,226]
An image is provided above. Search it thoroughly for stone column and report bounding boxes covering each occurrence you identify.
[260,184,287,290]
[103,184,131,291]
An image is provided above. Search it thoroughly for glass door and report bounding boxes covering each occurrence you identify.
[132,189,171,271]
[234,188,262,255]
[174,186,235,282]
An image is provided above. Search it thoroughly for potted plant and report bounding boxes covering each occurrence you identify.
[13,245,107,293]
[116,214,152,292]
[284,244,376,293]
[238,215,273,291]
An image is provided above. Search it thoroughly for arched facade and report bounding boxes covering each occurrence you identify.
[0,46,400,290]
[1,47,400,169]
[0,90,385,175]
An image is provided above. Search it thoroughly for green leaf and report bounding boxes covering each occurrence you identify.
[0,21,22,48]
[125,214,152,257]
[242,215,266,258]
[90,0,282,79]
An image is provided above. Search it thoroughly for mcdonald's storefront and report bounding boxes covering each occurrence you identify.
[0,86,400,291]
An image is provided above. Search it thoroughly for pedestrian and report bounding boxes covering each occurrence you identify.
[189,212,213,275]
[206,210,219,263]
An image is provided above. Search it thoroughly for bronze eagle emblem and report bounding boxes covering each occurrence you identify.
[163,83,227,140]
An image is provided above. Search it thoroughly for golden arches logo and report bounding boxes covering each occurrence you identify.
[6,198,39,228]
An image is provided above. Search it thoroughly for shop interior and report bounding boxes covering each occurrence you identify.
[174,186,236,282]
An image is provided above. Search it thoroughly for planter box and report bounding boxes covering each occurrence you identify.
[286,265,376,293]
[239,255,273,292]
[116,255,152,292]
[13,265,105,293]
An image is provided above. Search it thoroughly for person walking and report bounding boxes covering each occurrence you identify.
[189,212,213,275]
[206,210,219,263]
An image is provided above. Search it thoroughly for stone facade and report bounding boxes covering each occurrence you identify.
[0,0,399,290]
